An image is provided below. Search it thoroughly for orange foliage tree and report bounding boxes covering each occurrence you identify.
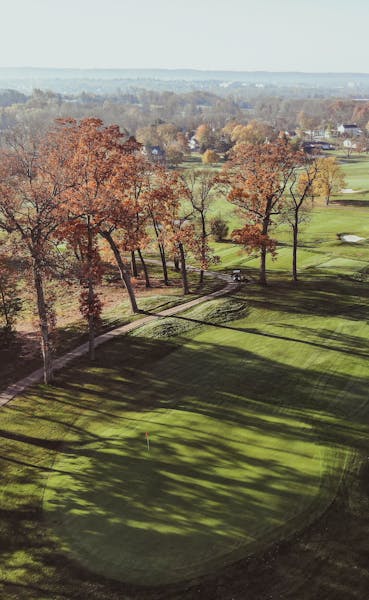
[224,138,298,285]
[0,127,76,382]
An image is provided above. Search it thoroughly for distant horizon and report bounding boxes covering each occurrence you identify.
[1,66,369,76]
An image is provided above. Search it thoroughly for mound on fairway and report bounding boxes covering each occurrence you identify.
[43,323,344,586]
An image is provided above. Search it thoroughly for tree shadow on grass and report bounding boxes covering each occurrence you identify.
[1,328,369,599]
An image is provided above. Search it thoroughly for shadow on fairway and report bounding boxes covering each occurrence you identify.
[2,284,369,597]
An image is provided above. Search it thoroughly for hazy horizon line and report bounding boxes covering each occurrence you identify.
[1,66,369,76]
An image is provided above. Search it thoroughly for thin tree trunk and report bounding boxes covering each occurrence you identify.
[259,246,267,286]
[199,213,207,285]
[151,215,169,285]
[173,255,180,272]
[137,248,151,288]
[0,282,10,330]
[158,242,169,285]
[292,220,298,282]
[100,231,139,313]
[131,250,138,277]
[88,277,95,361]
[178,242,190,295]
[33,261,53,384]
[87,219,95,361]
[259,216,269,286]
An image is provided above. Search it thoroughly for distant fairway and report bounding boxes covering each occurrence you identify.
[42,309,356,585]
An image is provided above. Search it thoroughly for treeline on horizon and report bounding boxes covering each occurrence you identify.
[2,87,369,144]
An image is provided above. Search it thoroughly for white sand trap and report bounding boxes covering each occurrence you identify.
[341,188,358,193]
[341,235,366,243]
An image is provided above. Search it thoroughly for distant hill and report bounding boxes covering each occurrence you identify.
[1,67,369,96]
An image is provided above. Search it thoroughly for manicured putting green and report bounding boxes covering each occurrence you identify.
[43,337,337,586]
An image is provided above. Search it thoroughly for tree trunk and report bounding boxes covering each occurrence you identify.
[199,213,207,285]
[292,221,298,282]
[131,250,138,277]
[259,246,267,286]
[100,231,139,314]
[33,261,53,384]
[87,219,95,362]
[173,255,180,272]
[178,242,190,295]
[259,215,270,286]
[88,276,95,362]
[137,248,151,288]
[0,282,10,330]
[158,242,170,285]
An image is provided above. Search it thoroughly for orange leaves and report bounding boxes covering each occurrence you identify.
[224,138,303,284]
[232,225,277,257]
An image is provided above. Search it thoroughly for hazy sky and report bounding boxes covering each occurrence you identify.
[2,0,369,72]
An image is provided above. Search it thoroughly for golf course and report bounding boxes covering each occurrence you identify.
[1,181,369,598]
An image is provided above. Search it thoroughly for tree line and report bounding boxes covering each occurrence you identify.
[0,119,346,385]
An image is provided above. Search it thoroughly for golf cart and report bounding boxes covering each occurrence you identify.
[231,269,242,282]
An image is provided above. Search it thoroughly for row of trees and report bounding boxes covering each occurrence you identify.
[221,139,346,285]
[0,117,346,386]
[0,118,221,384]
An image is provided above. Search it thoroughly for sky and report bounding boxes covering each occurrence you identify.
[2,0,369,72]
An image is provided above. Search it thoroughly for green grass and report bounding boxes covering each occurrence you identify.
[1,275,369,597]
[2,187,369,597]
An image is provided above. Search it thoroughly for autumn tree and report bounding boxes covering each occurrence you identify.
[230,120,275,147]
[0,127,75,382]
[225,138,298,285]
[55,118,133,360]
[313,157,346,205]
[183,169,219,284]
[195,124,216,152]
[202,149,220,164]
[283,158,318,281]
[0,250,22,343]
[56,118,141,316]
[146,170,191,293]
[144,167,186,285]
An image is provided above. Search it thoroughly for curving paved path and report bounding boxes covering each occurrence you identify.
[0,272,239,407]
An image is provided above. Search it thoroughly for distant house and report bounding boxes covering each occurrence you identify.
[142,145,166,164]
[188,136,200,151]
[304,129,332,140]
[337,124,362,136]
[343,139,357,149]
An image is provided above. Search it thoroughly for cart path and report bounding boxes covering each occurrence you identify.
[0,272,239,407]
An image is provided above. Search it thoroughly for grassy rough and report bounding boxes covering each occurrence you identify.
[130,296,249,339]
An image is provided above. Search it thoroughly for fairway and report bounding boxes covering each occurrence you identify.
[42,314,351,586]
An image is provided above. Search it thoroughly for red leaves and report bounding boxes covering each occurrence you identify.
[79,289,102,323]
[232,225,277,257]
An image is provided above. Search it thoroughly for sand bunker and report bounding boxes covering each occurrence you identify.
[341,235,366,243]
[340,188,357,194]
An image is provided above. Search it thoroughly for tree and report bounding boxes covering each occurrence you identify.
[313,157,346,205]
[210,215,229,242]
[202,149,219,164]
[56,118,129,360]
[224,138,298,285]
[183,169,219,284]
[230,120,275,147]
[56,118,141,316]
[195,124,215,152]
[0,127,75,383]
[0,251,22,342]
[284,158,318,281]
